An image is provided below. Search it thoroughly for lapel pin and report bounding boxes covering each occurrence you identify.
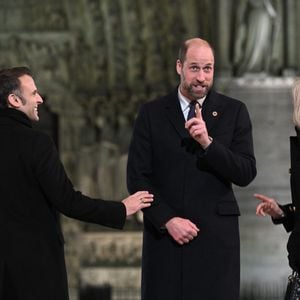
[212,111,218,117]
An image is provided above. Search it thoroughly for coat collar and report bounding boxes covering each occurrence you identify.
[163,89,187,138]
[0,108,32,128]
[163,89,224,138]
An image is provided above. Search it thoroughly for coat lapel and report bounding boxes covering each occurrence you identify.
[163,89,224,138]
[163,91,189,139]
[202,90,224,133]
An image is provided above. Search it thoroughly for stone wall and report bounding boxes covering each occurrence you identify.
[1,0,300,299]
[225,76,295,298]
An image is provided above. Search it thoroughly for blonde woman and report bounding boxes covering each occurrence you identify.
[255,78,300,274]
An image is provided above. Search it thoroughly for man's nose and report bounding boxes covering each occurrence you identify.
[38,95,44,104]
[196,70,205,82]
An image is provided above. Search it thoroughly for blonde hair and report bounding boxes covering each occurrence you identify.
[293,78,300,129]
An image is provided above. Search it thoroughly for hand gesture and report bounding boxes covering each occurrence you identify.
[122,191,153,216]
[254,193,284,218]
[185,104,212,148]
[165,217,200,245]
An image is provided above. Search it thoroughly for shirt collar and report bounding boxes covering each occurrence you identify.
[178,87,206,113]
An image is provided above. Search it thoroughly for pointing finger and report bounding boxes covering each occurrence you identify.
[254,194,276,206]
[195,103,202,120]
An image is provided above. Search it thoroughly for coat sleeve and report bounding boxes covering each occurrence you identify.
[271,137,299,232]
[32,133,126,230]
[271,203,295,232]
[200,102,257,187]
[127,105,177,231]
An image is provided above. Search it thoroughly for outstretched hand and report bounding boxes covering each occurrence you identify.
[254,193,284,218]
[122,191,153,216]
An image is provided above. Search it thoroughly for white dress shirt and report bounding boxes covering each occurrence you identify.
[178,88,206,121]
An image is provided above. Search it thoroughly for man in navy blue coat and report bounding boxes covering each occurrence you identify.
[127,38,257,300]
[0,66,153,300]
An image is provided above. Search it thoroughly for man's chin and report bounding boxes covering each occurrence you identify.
[189,87,209,99]
[191,91,207,99]
[32,114,40,122]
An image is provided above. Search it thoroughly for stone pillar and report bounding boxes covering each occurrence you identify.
[284,0,300,74]
[215,0,234,76]
[223,76,295,298]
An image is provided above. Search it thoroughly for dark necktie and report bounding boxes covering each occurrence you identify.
[187,100,200,120]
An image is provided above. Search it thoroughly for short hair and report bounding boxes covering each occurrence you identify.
[178,38,214,63]
[0,66,32,109]
[292,78,300,129]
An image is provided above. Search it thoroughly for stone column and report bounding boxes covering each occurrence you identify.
[284,0,297,74]
[284,0,300,74]
[222,76,295,298]
[214,0,234,77]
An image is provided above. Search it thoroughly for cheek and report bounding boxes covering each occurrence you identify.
[183,73,194,83]
[205,74,214,82]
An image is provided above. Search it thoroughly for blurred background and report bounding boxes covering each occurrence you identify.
[1,0,300,299]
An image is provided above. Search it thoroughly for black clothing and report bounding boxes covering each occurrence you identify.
[0,108,126,300]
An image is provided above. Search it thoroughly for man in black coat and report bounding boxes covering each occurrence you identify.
[127,38,257,300]
[0,66,153,300]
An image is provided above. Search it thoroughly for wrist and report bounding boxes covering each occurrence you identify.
[202,136,213,149]
[273,210,285,219]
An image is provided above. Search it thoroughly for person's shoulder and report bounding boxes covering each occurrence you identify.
[32,129,55,146]
[212,90,245,107]
[10,122,49,143]
[18,125,52,140]
[18,127,55,151]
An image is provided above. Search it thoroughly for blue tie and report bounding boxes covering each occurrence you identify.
[187,100,200,120]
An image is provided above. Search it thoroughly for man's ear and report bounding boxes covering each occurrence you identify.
[7,94,22,108]
[176,59,182,75]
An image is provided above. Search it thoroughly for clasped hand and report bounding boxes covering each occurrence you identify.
[165,217,200,245]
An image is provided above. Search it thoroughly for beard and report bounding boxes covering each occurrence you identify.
[183,81,212,100]
[180,71,213,100]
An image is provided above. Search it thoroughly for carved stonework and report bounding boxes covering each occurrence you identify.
[80,232,142,267]
[1,1,300,299]
[0,0,68,32]
[232,0,284,76]
[79,232,143,297]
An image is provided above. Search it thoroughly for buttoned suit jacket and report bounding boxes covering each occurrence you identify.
[127,88,256,300]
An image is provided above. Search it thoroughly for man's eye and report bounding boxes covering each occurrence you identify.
[203,67,212,73]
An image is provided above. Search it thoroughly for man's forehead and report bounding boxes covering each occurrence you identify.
[185,57,214,66]
[185,49,214,64]
[19,74,36,89]
[187,60,214,65]
[19,74,33,83]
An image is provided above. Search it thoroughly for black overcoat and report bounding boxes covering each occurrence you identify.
[270,130,300,271]
[127,89,256,300]
[286,130,300,271]
[0,108,126,300]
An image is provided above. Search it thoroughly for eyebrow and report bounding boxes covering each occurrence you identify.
[189,62,214,66]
